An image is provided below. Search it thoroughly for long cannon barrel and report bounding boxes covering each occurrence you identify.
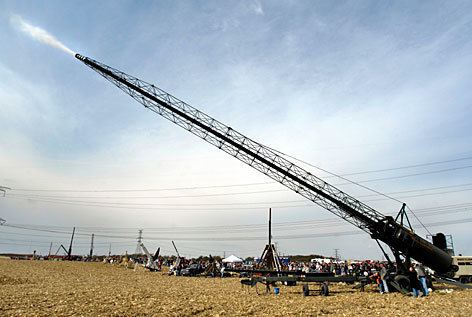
[74,53,454,275]
[373,217,453,274]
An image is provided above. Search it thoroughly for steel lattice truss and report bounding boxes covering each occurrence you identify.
[75,54,459,275]
[76,54,392,235]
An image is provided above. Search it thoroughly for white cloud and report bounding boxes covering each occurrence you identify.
[250,0,264,15]
[1,2,471,257]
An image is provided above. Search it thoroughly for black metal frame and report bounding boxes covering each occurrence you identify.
[76,54,384,230]
[75,54,454,275]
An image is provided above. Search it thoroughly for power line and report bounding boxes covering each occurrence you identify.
[1,217,470,243]
[327,156,472,177]
[0,232,128,245]
[6,189,287,200]
[0,242,50,247]
[266,146,404,205]
[7,155,472,193]
[6,168,472,202]
[5,196,305,211]
[6,181,472,206]
[2,206,469,236]
[266,145,472,235]
[358,182,472,197]
[336,165,472,185]
[362,187,472,202]
[5,185,472,212]
[10,182,273,193]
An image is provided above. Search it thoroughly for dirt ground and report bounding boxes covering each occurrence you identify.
[0,259,471,316]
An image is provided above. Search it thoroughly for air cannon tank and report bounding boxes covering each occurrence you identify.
[375,217,456,275]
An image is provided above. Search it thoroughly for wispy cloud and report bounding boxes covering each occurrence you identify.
[250,0,264,15]
[1,2,471,257]
[10,14,75,56]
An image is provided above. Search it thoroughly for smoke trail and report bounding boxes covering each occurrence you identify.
[10,15,75,56]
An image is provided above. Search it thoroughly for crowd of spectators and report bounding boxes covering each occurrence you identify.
[102,253,431,297]
[287,259,391,277]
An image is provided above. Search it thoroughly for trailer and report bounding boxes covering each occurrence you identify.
[247,275,363,296]
[452,256,472,283]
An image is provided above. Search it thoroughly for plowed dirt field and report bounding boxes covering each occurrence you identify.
[0,259,471,316]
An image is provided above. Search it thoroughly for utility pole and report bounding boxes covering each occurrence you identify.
[89,233,94,258]
[48,242,53,257]
[334,249,340,262]
[108,243,112,257]
[268,208,272,246]
[135,229,143,255]
[67,227,75,260]
[257,208,282,271]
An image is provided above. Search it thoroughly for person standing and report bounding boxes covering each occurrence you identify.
[369,271,383,293]
[415,263,429,296]
[220,264,225,278]
[379,264,389,293]
[408,265,421,297]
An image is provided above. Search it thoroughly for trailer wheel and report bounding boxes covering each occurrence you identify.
[320,282,329,296]
[302,284,309,297]
[394,275,410,294]
[426,276,433,289]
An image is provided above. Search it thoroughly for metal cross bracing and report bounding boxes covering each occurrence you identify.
[75,54,454,275]
[76,54,385,233]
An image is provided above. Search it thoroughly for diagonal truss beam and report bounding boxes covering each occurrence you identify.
[75,54,454,274]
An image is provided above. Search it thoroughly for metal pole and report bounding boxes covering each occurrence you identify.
[67,227,75,259]
[172,240,180,258]
[48,242,53,257]
[89,233,94,258]
[135,229,143,254]
[268,208,272,246]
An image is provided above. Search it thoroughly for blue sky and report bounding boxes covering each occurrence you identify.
[0,1,471,259]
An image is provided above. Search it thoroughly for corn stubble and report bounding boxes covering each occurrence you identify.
[0,259,471,316]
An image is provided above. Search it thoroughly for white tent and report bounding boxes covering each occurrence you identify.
[222,254,243,263]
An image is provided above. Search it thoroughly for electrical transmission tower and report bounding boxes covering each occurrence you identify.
[0,186,10,197]
[135,229,143,255]
[334,249,340,262]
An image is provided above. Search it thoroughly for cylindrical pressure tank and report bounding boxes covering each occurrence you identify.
[379,221,454,275]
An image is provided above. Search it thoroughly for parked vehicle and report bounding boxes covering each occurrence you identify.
[452,256,472,283]
[181,264,204,276]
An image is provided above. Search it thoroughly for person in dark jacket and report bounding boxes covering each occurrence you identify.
[408,265,421,297]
